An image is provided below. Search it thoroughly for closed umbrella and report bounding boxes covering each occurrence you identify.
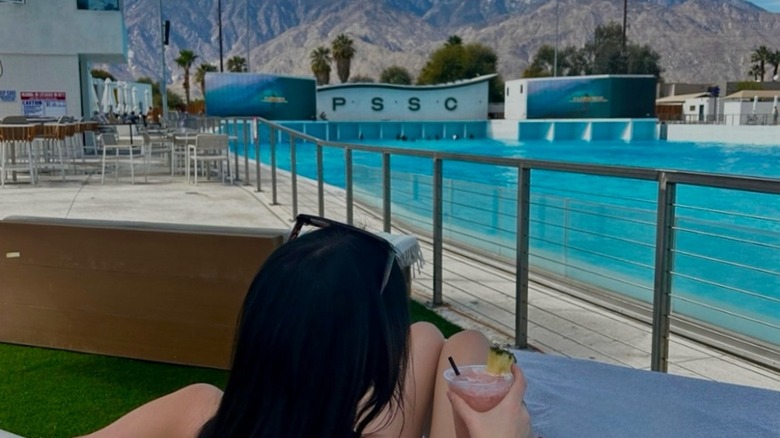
[115,83,125,114]
[131,86,138,113]
[89,79,101,115]
[752,95,758,114]
[144,89,151,115]
[101,78,116,114]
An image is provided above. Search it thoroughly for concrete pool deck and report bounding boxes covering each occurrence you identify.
[2,167,780,392]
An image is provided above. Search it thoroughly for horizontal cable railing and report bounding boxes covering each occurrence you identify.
[206,116,780,372]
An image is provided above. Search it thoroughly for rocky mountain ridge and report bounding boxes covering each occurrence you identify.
[114,0,780,93]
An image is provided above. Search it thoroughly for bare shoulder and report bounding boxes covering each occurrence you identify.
[77,384,223,438]
[176,384,223,436]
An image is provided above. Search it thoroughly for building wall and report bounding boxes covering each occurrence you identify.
[0,55,82,118]
[0,0,126,118]
[504,80,528,120]
[666,124,780,145]
[505,75,657,120]
[316,79,491,121]
[0,0,126,58]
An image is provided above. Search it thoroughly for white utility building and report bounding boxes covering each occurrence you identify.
[0,0,128,119]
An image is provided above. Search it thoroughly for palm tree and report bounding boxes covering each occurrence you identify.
[175,49,199,107]
[310,46,332,86]
[194,63,218,98]
[331,34,356,83]
[749,45,772,82]
[769,49,780,81]
[227,56,247,73]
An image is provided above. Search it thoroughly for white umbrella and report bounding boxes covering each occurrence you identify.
[144,89,151,115]
[101,78,116,114]
[89,79,101,115]
[131,86,138,114]
[114,83,123,114]
[752,95,758,114]
[773,95,778,109]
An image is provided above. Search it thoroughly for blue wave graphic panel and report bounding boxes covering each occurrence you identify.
[205,73,316,120]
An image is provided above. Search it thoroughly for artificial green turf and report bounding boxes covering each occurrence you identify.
[0,300,460,437]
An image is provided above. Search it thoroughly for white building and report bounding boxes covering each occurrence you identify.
[316,75,495,121]
[721,90,780,126]
[0,0,128,119]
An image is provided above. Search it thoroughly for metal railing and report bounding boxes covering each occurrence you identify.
[206,116,780,372]
[663,113,780,126]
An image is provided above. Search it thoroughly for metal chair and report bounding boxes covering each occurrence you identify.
[186,134,231,185]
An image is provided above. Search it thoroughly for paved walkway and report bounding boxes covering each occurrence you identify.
[2,163,780,392]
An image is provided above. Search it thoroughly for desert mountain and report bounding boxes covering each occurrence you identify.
[115,0,780,92]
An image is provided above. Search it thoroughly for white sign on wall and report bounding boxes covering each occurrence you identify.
[21,91,67,117]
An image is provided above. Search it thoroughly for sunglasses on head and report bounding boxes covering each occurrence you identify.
[289,214,396,295]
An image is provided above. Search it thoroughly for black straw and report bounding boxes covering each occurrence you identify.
[448,356,461,376]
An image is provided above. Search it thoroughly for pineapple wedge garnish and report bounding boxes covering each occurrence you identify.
[486,344,517,375]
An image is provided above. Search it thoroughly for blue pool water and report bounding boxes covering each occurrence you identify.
[227,124,780,347]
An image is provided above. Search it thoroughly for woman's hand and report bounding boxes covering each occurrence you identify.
[447,364,533,438]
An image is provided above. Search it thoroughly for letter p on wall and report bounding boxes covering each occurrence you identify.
[333,97,346,111]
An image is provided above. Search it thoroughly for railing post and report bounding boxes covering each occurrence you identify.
[290,135,298,219]
[432,158,444,306]
[254,118,261,192]
[316,142,324,217]
[382,152,391,232]
[345,148,354,225]
[233,119,240,182]
[651,172,677,372]
[515,166,531,349]
[243,119,250,186]
[270,127,277,205]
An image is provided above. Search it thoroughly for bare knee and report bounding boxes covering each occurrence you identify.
[447,329,489,347]
[441,329,490,365]
[411,322,445,348]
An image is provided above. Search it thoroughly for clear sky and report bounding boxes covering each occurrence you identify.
[750,0,780,12]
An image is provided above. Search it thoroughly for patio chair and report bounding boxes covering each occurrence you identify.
[100,133,143,184]
[186,133,231,185]
[141,132,173,181]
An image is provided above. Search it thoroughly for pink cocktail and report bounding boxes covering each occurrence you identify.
[444,365,513,412]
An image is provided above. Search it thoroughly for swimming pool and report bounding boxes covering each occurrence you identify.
[225,122,780,348]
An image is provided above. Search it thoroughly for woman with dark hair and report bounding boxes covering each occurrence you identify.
[80,216,532,438]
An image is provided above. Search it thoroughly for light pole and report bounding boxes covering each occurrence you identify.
[553,0,559,77]
[158,0,168,122]
[622,0,628,73]
[218,0,224,72]
[245,0,250,72]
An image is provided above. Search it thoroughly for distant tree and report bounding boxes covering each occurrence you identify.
[527,22,662,79]
[349,75,375,83]
[418,39,504,101]
[310,46,332,86]
[227,56,247,73]
[331,34,356,83]
[194,63,218,98]
[766,49,780,80]
[747,63,765,82]
[445,35,463,47]
[749,46,773,82]
[626,43,663,77]
[736,80,763,91]
[585,22,627,75]
[380,66,413,85]
[91,68,116,81]
[137,76,184,110]
[174,49,199,107]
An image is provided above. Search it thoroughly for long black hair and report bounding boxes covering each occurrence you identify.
[199,225,410,437]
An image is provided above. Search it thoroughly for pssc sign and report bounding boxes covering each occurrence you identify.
[331,96,459,112]
[316,75,494,121]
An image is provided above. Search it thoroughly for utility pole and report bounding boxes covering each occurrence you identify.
[218,0,224,72]
[158,0,168,122]
[554,0,559,77]
[622,0,628,73]
[246,0,250,72]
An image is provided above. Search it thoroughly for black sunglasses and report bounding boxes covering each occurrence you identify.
[289,214,396,295]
